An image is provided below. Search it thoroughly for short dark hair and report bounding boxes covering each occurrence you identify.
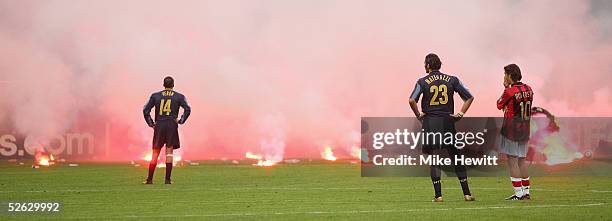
[425,53,442,70]
[164,76,174,88]
[504,64,522,82]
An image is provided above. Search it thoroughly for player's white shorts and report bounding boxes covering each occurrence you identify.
[500,135,527,158]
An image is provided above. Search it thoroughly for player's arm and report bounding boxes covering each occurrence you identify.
[496,88,512,110]
[143,95,155,127]
[454,78,474,119]
[408,82,425,119]
[177,95,191,124]
[497,76,514,110]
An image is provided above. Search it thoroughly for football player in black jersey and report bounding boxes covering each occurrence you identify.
[409,53,475,202]
[143,76,191,184]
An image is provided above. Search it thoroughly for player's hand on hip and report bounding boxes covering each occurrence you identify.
[417,112,426,121]
[452,112,464,121]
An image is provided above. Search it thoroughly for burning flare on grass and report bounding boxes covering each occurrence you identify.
[142,150,183,167]
[171,152,183,166]
[143,151,153,161]
[142,151,163,167]
[38,156,50,166]
[245,151,277,167]
[321,146,337,161]
[530,108,584,166]
[540,134,584,165]
[254,159,277,167]
[34,148,55,166]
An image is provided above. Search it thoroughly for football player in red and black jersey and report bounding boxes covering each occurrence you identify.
[143,76,191,184]
[497,64,534,200]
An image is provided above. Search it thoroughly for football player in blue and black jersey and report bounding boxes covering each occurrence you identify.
[143,76,191,184]
[409,53,475,202]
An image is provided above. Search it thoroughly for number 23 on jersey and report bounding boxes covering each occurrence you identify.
[429,85,448,106]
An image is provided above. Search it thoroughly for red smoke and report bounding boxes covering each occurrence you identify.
[0,1,611,161]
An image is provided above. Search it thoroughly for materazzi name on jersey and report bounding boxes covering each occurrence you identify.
[424,74,451,84]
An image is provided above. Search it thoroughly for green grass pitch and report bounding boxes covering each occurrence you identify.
[1,162,611,220]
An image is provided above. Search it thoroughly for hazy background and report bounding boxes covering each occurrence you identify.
[0,0,611,160]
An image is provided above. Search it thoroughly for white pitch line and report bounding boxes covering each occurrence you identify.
[590,190,612,193]
[44,198,612,207]
[59,202,608,219]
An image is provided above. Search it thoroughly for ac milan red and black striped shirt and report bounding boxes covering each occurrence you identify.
[497,82,534,142]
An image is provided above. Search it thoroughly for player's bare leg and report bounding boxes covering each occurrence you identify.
[507,156,521,180]
[144,148,161,184]
[165,146,174,184]
[518,157,530,199]
[505,155,523,200]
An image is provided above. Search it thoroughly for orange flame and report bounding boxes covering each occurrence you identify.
[255,160,276,167]
[245,152,277,167]
[171,152,183,166]
[321,146,337,161]
[34,149,54,166]
[141,151,163,167]
[38,157,50,166]
[142,150,183,167]
[143,151,153,161]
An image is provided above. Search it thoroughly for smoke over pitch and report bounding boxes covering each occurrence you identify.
[0,1,611,160]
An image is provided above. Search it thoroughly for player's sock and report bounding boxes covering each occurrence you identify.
[458,177,471,196]
[146,160,157,181]
[511,177,523,197]
[147,162,156,181]
[432,177,442,198]
[146,149,161,181]
[165,163,173,181]
[430,165,442,198]
[522,177,530,195]
[453,162,471,196]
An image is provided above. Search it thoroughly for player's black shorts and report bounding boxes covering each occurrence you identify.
[153,120,180,149]
[421,115,456,154]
